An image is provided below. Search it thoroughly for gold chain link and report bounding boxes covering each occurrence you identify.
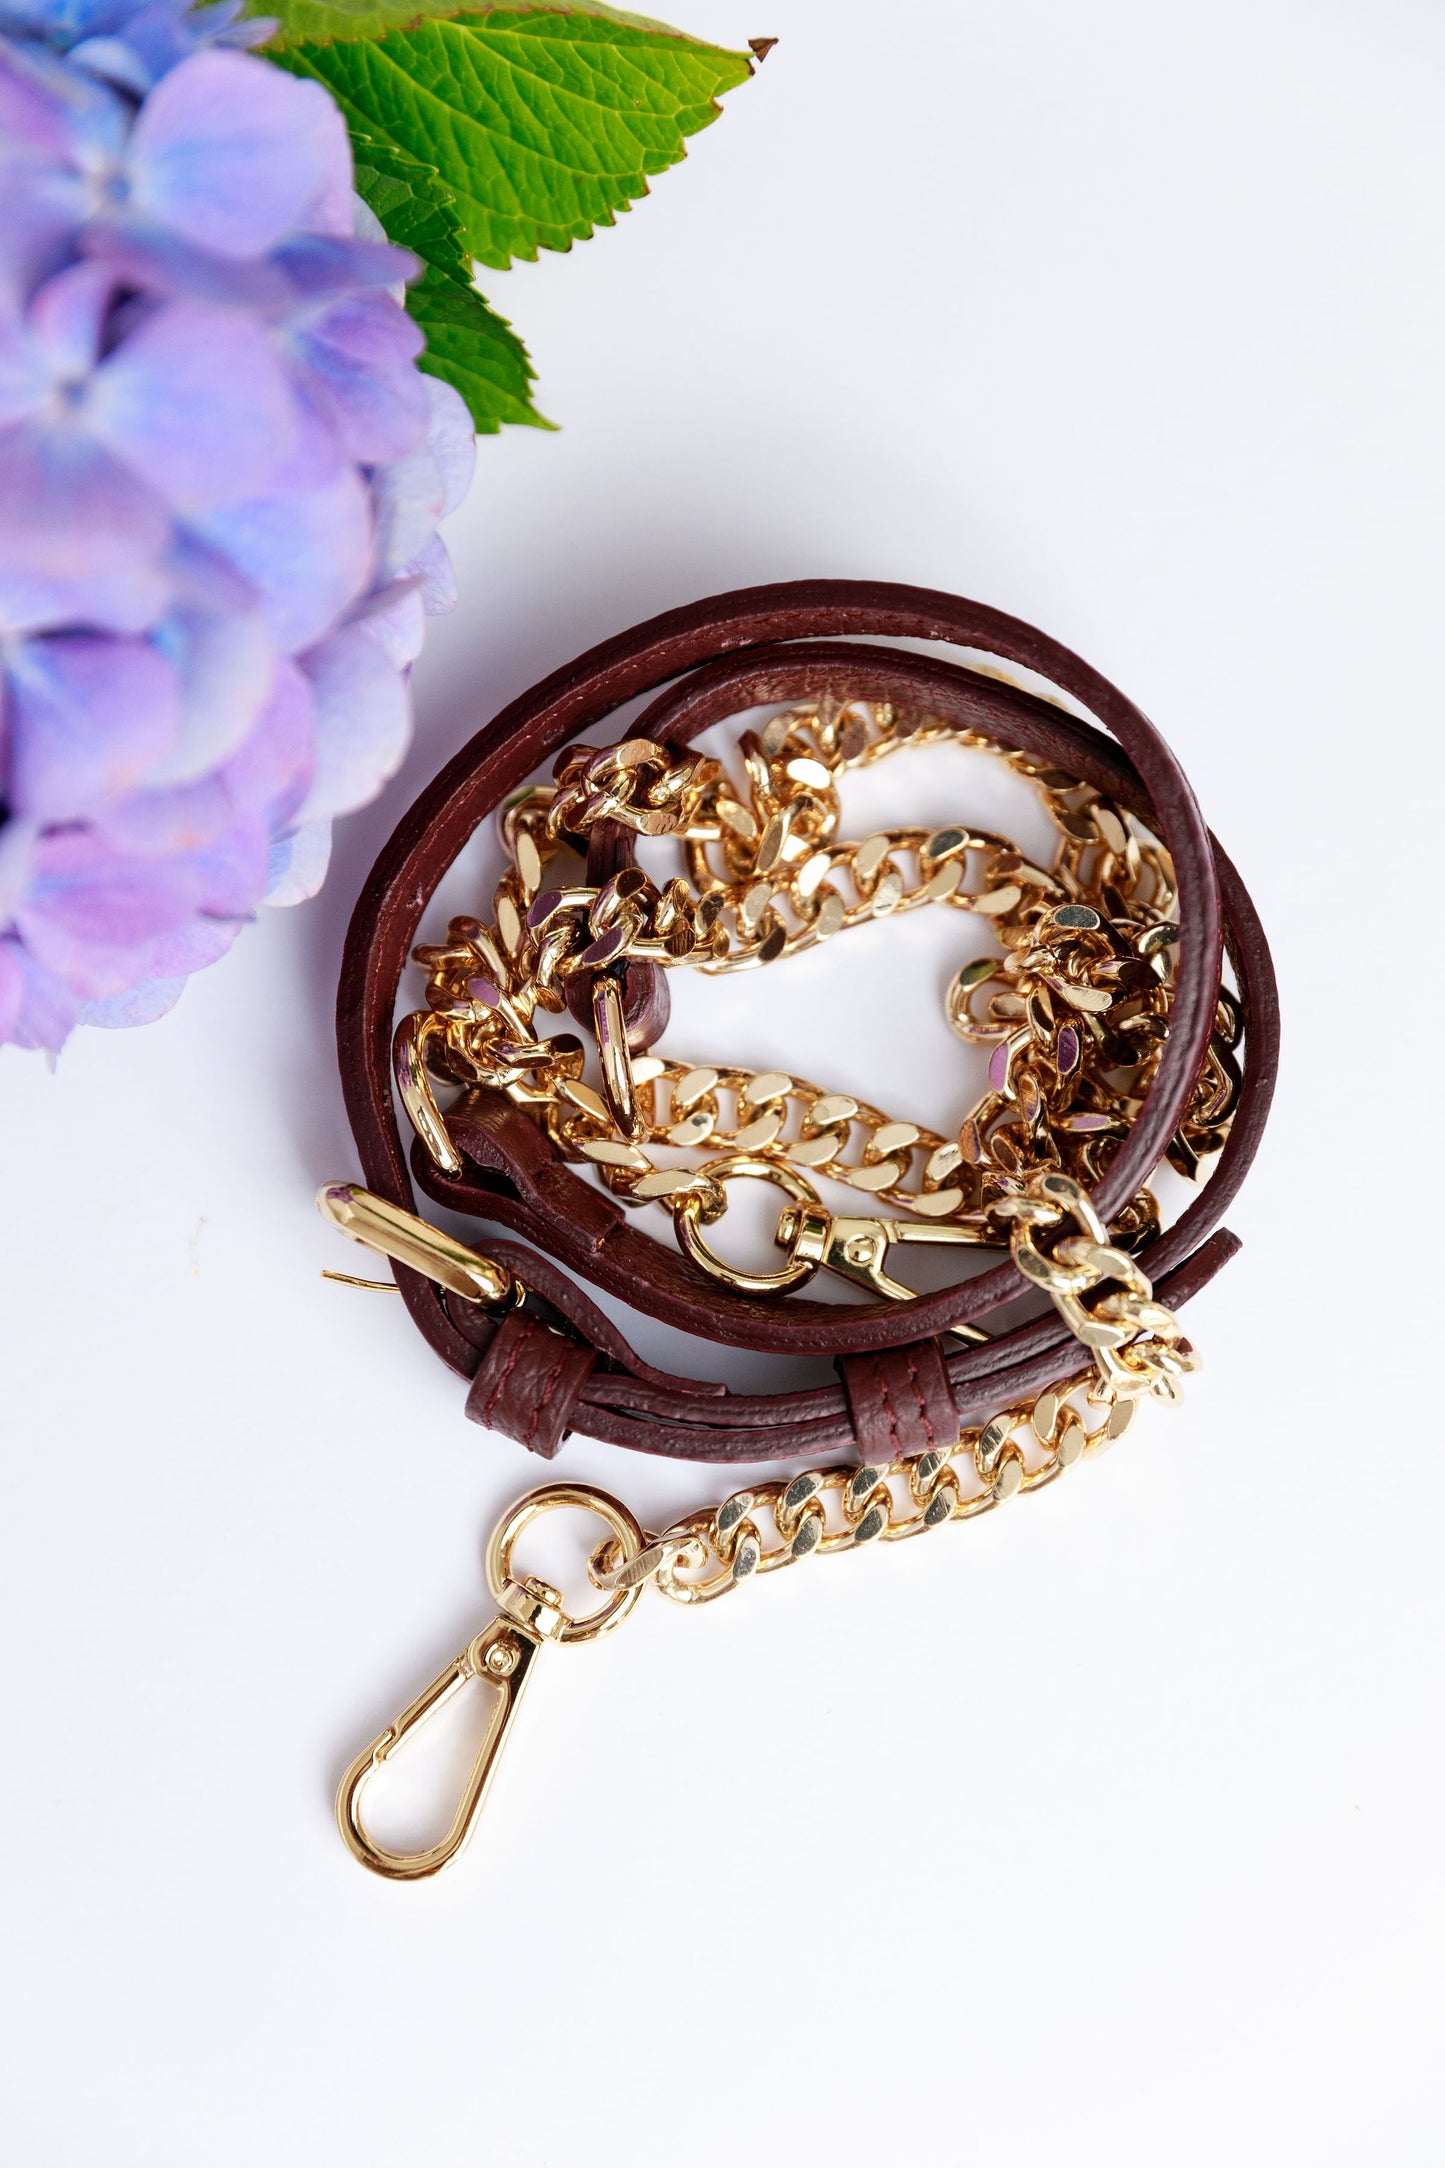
[590,1170,1197,1605]
[397,694,1240,1262]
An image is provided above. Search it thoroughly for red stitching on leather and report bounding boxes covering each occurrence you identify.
[875,1359,902,1456]
[480,1329,524,1427]
[525,1341,573,1452]
[905,1349,937,1450]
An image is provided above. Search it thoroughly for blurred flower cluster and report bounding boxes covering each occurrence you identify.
[0,0,474,1049]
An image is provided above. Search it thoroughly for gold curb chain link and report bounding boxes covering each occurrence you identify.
[590,1168,1197,1605]
[327,1163,1202,1878]
[396,695,1241,1269]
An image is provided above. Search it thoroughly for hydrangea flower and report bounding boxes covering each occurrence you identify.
[0,0,475,1049]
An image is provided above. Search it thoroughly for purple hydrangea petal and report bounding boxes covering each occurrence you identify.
[263,813,329,904]
[126,50,352,258]
[0,43,126,288]
[0,27,125,160]
[75,911,242,1027]
[349,573,425,668]
[23,254,112,379]
[0,932,21,1041]
[0,930,81,1050]
[91,770,230,853]
[6,627,179,819]
[187,804,268,915]
[195,466,372,653]
[85,294,303,512]
[0,416,171,623]
[427,375,476,520]
[220,652,313,827]
[289,287,428,466]
[295,619,409,824]
[17,825,201,992]
[86,773,269,921]
[0,812,37,919]
[108,907,238,982]
[144,601,274,782]
[370,373,475,581]
[411,532,457,615]
[0,9,479,1052]
[78,968,187,1027]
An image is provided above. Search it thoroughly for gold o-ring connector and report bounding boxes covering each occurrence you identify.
[672,1153,822,1296]
[485,1482,648,1644]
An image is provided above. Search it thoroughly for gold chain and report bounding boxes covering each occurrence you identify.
[396,695,1241,1276]
[328,1163,1202,1878]
[589,1168,1195,1603]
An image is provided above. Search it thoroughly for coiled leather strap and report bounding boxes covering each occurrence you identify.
[337,581,1278,1462]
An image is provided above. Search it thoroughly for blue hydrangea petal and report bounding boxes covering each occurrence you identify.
[126,49,353,259]
[289,287,429,466]
[86,294,304,512]
[195,465,372,653]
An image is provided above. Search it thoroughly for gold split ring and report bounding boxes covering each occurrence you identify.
[673,1153,822,1296]
[485,1482,648,1643]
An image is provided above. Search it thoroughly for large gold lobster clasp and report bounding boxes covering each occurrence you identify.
[336,1484,648,1882]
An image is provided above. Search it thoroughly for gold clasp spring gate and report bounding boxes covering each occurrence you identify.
[672,1152,992,1309]
[337,1485,646,1882]
[319,1177,1198,1880]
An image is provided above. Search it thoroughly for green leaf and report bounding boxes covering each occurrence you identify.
[277,9,754,270]
[406,263,554,432]
[351,130,473,280]
[258,0,689,49]
[351,132,550,431]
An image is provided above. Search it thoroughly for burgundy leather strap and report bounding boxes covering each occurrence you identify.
[465,1308,596,1461]
[336,582,1278,1463]
[841,1343,959,1465]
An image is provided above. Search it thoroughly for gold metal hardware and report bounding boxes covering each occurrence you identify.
[591,1167,1196,1607]
[392,696,1240,1286]
[338,1484,646,1880]
[335,1169,1199,1879]
[670,1153,1000,1302]
[592,972,641,1140]
[672,1154,820,1295]
[316,1183,515,1309]
[775,1199,991,1302]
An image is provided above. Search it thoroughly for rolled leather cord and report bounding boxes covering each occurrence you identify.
[337,581,1279,1465]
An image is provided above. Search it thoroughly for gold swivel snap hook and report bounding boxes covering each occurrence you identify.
[673,1152,994,1303]
[336,1484,646,1882]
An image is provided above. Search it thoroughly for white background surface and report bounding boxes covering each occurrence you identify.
[3,3,1444,2161]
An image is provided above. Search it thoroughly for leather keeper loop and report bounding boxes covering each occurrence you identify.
[840,1341,961,1465]
[464,1310,596,1461]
